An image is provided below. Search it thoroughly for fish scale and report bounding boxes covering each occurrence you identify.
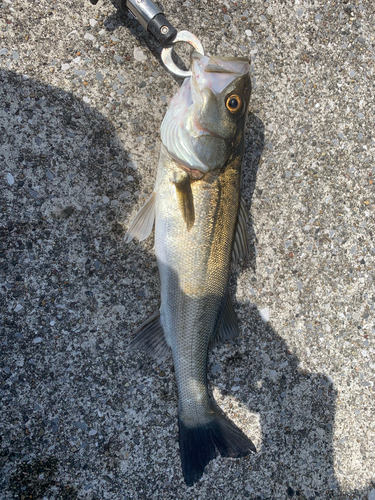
[126,52,254,485]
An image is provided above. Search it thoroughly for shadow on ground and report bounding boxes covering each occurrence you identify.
[0,70,372,499]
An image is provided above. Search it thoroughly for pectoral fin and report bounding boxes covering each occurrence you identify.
[174,175,195,231]
[129,310,171,362]
[210,294,240,348]
[232,195,250,263]
[124,192,156,243]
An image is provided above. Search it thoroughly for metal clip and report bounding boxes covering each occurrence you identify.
[161,31,204,78]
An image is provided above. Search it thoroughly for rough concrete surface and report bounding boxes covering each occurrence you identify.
[0,0,374,498]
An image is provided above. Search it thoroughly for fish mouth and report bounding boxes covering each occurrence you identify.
[193,120,229,141]
[198,128,228,141]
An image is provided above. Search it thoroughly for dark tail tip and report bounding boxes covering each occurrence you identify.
[179,419,217,486]
[179,408,256,486]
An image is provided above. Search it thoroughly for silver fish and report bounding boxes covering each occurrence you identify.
[125,52,255,485]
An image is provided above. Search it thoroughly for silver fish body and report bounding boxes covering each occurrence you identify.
[126,53,255,485]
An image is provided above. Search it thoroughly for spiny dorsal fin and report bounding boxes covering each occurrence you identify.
[124,192,156,243]
[129,310,171,362]
[174,174,195,231]
[232,195,250,263]
[210,294,240,348]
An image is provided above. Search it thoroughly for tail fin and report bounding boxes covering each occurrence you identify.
[178,404,256,486]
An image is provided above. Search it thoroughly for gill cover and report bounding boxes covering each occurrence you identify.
[161,53,251,175]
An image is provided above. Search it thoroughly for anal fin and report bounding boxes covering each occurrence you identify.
[210,294,240,348]
[124,192,156,243]
[129,310,171,362]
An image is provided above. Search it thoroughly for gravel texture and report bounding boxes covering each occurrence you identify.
[1,0,375,499]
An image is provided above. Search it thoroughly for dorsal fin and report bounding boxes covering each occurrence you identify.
[232,195,250,263]
[210,294,240,348]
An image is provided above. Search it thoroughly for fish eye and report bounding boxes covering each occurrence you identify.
[225,94,243,114]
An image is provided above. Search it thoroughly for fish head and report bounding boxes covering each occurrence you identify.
[161,54,251,175]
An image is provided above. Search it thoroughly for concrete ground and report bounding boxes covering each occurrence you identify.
[0,0,374,498]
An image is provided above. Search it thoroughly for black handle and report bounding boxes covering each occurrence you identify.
[148,13,177,46]
[89,0,177,47]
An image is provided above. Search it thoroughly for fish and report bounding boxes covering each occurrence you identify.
[125,52,255,485]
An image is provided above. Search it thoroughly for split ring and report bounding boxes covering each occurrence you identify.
[161,30,204,78]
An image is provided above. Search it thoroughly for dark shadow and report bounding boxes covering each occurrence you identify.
[209,307,339,499]
[0,68,372,500]
[0,68,135,498]
[241,111,265,271]
[209,305,374,499]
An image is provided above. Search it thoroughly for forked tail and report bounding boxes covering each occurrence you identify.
[178,402,256,486]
